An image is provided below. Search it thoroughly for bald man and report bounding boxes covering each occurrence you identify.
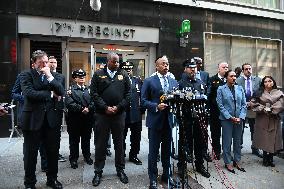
[141,55,178,189]
[207,62,229,160]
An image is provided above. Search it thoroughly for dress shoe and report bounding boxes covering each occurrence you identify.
[196,165,211,178]
[84,157,93,165]
[92,172,102,187]
[252,148,263,158]
[58,154,67,162]
[233,161,246,172]
[46,179,63,189]
[106,148,112,157]
[70,161,78,169]
[149,181,158,189]
[129,156,142,165]
[203,153,212,162]
[225,164,235,174]
[117,170,128,184]
[161,175,177,187]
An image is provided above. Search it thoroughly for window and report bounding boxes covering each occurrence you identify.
[204,33,282,87]
[216,0,281,10]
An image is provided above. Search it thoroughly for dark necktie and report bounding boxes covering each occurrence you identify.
[246,77,251,99]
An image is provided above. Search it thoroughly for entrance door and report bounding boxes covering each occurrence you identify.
[123,52,149,79]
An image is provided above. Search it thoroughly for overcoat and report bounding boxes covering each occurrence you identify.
[251,89,284,153]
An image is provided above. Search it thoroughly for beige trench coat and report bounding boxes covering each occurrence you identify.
[251,89,284,153]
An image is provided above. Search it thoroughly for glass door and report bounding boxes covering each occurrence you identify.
[123,52,149,79]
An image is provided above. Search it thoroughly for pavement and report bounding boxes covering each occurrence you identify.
[0,123,284,189]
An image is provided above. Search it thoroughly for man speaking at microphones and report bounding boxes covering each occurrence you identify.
[141,55,178,189]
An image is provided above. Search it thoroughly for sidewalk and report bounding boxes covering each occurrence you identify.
[0,125,284,189]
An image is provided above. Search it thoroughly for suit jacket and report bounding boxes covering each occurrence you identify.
[236,75,261,118]
[20,69,65,130]
[216,84,247,121]
[207,74,226,113]
[141,73,178,130]
[236,75,261,100]
[199,71,210,87]
[11,73,25,123]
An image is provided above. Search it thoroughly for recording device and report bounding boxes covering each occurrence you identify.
[90,0,101,11]
[160,87,207,104]
[1,103,16,111]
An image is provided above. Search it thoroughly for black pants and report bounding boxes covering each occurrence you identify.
[23,116,60,187]
[94,113,126,173]
[148,124,171,182]
[210,112,222,156]
[67,121,92,161]
[123,121,142,157]
[179,118,204,167]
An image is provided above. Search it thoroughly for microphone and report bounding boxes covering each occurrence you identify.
[159,90,166,103]
[90,0,101,11]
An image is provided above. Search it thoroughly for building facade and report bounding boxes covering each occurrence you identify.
[0,0,283,135]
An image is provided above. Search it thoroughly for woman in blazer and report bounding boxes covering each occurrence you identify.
[250,76,284,167]
[216,70,247,173]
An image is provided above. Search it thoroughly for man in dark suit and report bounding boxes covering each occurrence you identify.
[90,52,131,187]
[121,61,144,165]
[193,57,212,162]
[12,72,48,172]
[20,50,64,189]
[236,63,262,158]
[207,62,228,160]
[141,55,178,189]
[47,56,67,163]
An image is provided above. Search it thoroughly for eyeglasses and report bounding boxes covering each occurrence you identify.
[244,68,251,70]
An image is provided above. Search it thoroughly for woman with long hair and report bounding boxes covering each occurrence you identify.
[250,76,284,167]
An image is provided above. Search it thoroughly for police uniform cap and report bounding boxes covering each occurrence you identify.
[192,57,203,64]
[120,61,134,70]
[183,59,196,68]
[72,69,86,78]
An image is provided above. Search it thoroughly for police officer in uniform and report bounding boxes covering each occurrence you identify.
[120,61,144,165]
[90,53,131,187]
[65,69,94,169]
[178,59,210,178]
[207,62,228,160]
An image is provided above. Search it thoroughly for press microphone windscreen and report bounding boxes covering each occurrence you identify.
[90,0,101,11]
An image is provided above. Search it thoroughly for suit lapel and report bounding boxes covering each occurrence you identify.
[153,74,163,91]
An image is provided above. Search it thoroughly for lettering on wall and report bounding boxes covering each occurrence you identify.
[53,22,135,39]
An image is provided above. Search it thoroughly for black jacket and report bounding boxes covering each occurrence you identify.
[90,68,131,114]
[207,74,226,113]
[20,69,65,130]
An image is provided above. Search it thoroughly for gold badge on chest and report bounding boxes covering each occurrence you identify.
[118,75,123,80]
